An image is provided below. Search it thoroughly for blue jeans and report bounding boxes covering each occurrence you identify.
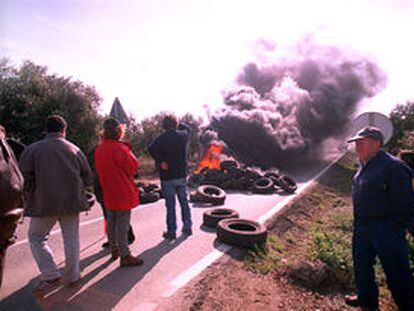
[161,178,192,233]
[353,219,414,310]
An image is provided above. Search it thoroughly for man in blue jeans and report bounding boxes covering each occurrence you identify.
[347,126,414,310]
[148,115,192,240]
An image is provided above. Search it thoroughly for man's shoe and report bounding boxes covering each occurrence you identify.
[101,241,110,248]
[162,231,176,240]
[111,248,120,261]
[345,295,361,307]
[120,254,144,267]
[33,277,61,296]
[182,228,192,236]
[345,295,378,310]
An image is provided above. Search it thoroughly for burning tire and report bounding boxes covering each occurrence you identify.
[197,185,226,205]
[139,192,160,204]
[252,177,275,194]
[86,191,96,208]
[273,175,297,194]
[203,208,239,228]
[216,218,267,249]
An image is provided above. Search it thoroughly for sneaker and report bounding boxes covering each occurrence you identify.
[182,228,192,236]
[162,231,176,240]
[120,254,144,267]
[33,277,61,295]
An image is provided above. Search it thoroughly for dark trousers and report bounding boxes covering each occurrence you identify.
[353,219,414,310]
[94,179,134,241]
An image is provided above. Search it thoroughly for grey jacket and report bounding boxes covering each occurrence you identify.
[19,133,93,217]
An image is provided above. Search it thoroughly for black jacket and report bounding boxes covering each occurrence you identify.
[148,124,191,180]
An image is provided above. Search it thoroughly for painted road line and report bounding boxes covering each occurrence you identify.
[257,154,343,224]
[163,153,345,298]
[162,243,232,297]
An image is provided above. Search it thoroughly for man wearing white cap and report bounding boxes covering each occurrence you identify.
[346,126,414,310]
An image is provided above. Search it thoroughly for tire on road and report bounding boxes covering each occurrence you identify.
[196,185,226,205]
[139,192,160,205]
[216,218,267,249]
[274,175,297,194]
[203,208,239,228]
[252,177,274,194]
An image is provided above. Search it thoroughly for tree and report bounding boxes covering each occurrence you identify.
[0,58,102,155]
[125,111,202,158]
[388,101,414,151]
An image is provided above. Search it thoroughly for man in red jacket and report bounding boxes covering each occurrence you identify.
[94,118,143,267]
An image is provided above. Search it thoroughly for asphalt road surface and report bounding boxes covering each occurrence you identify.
[0,156,341,311]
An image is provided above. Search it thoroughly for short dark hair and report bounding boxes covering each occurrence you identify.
[162,115,178,131]
[46,115,67,133]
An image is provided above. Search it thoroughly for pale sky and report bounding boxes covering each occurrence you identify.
[1,0,413,121]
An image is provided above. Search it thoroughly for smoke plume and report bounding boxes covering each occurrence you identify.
[204,38,387,169]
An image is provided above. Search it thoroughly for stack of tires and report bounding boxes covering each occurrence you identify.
[202,207,267,249]
[188,160,297,195]
[136,182,163,205]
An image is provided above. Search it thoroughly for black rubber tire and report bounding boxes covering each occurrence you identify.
[220,160,238,172]
[264,171,281,183]
[216,218,267,249]
[197,185,226,205]
[139,191,160,204]
[274,175,297,194]
[189,191,204,203]
[86,191,96,208]
[203,208,239,228]
[252,177,275,194]
[143,183,159,192]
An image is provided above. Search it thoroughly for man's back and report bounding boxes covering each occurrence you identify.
[19,133,92,217]
[149,125,191,180]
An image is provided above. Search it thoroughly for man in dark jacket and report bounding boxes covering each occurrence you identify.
[19,115,93,295]
[148,115,192,240]
[346,126,414,310]
[0,125,24,289]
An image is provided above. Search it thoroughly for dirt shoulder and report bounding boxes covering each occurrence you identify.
[158,153,399,311]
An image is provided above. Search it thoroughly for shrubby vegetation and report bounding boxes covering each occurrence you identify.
[388,100,414,151]
[0,58,102,154]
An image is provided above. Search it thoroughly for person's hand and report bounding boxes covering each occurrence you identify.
[160,162,169,170]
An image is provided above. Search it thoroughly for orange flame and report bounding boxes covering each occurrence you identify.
[195,143,223,173]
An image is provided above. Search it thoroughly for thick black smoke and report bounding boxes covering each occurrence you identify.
[204,39,387,169]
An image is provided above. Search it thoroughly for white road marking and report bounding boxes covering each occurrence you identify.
[162,243,232,297]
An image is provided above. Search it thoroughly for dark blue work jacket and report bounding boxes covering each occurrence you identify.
[352,150,414,228]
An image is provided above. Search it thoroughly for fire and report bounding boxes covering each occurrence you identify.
[195,143,223,173]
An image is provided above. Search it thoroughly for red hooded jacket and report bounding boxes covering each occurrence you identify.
[94,140,139,210]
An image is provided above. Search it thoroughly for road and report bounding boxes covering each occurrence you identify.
[0,157,339,311]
